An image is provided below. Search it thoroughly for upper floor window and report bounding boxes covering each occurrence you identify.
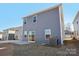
[33,15,37,23]
[77,21,78,24]
[23,18,27,24]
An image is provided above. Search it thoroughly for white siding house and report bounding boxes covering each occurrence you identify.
[0,32,3,40]
[3,26,23,41]
[73,11,79,40]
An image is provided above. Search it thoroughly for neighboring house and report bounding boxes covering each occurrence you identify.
[0,32,3,40]
[22,4,64,45]
[64,24,74,40]
[2,26,23,41]
[73,11,79,40]
[64,30,74,40]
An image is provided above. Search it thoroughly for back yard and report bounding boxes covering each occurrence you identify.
[0,40,79,56]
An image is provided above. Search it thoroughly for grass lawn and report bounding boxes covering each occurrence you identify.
[0,40,79,56]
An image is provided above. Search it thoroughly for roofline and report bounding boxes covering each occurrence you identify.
[3,26,22,31]
[22,4,62,19]
[73,11,79,24]
[0,32,3,34]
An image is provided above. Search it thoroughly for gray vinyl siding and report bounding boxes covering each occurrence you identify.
[23,6,64,45]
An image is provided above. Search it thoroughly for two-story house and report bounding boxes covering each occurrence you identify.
[22,4,64,45]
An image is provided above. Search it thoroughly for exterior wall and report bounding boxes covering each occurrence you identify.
[0,34,2,39]
[8,30,16,34]
[3,30,8,40]
[73,12,79,39]
[0,33,3,40]
[23,5,64,45]
[15,27,23,40]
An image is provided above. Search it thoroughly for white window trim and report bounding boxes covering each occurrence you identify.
[28,31,36,42]
[24,31,27,35]
[44,29,51,40]
[45,29,51,35]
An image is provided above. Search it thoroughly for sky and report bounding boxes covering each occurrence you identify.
[0,3,79,31]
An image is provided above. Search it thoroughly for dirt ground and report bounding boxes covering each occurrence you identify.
[0,40,79,56]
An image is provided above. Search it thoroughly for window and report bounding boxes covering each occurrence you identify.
[24,18,27,24]
[29,31,35,35]
[77,21,78,24]
[24,31,27,37]
[45,29,51,40]
[45,29,51,35]
[24,35,27,37]
[33,16,37,23]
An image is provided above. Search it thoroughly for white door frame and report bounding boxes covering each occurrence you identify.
[28,31,36,42]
